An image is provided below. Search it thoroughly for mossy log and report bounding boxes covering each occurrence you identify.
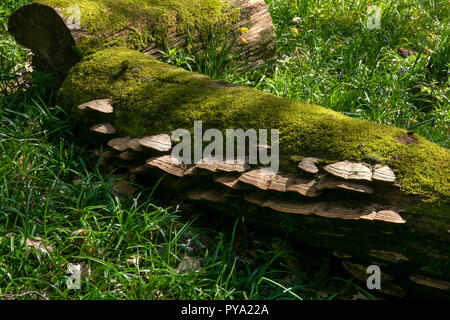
[50,48,450,298]
[8,0,276,85]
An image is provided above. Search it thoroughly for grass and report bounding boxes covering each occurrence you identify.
[0,0,448,300]
[266,0,449,147]
[160,24,247,79]
[0,95,343,300]
[164,0,449,147]
[260,0,448,147]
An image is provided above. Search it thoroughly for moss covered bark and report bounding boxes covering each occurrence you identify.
[58,48,450,205]
[53,48,450,294]
[38,0,242,56]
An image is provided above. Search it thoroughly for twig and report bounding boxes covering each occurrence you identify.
[0,291,50,300]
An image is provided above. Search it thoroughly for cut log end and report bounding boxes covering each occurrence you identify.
[7,3,80,85]
[8,0,276,86]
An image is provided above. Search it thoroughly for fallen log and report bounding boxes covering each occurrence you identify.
[8,0,276,85]
[46,47,450,298]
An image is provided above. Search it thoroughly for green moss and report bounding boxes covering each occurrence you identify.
[418,257,450,280]
[58,48,450,205]
[39,0,241,56]
[408,202,449,232]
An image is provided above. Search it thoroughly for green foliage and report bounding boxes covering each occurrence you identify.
[58,47,449,202]
[160,24,248,79]
[0,0,32,97]
[31,71,56,98]
[184,24,248,79]
[160,48,194,71]
[233,0,448,147]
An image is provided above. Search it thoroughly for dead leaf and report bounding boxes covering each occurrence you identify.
[70,229,87,237]
[25,237,54,258]
[396,133,418,145]
[0,291,49,300]
[18,155,32,170]
[397,47,417,58]
[126,255,140,265]
[153,290,164,298]
[67,262,91,279]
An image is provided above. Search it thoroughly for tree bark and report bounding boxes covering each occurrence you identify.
[8,0,276,85]
[52,48,450,298]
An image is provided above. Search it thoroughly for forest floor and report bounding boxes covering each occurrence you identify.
[0,0,448,300]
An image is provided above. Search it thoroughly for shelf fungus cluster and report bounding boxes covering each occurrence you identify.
[76,96,450,298]
[75,89,449,298]
[84,99,407,223]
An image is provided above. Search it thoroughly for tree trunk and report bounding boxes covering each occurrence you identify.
[52,48,450,298]
[8,0,276,85]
